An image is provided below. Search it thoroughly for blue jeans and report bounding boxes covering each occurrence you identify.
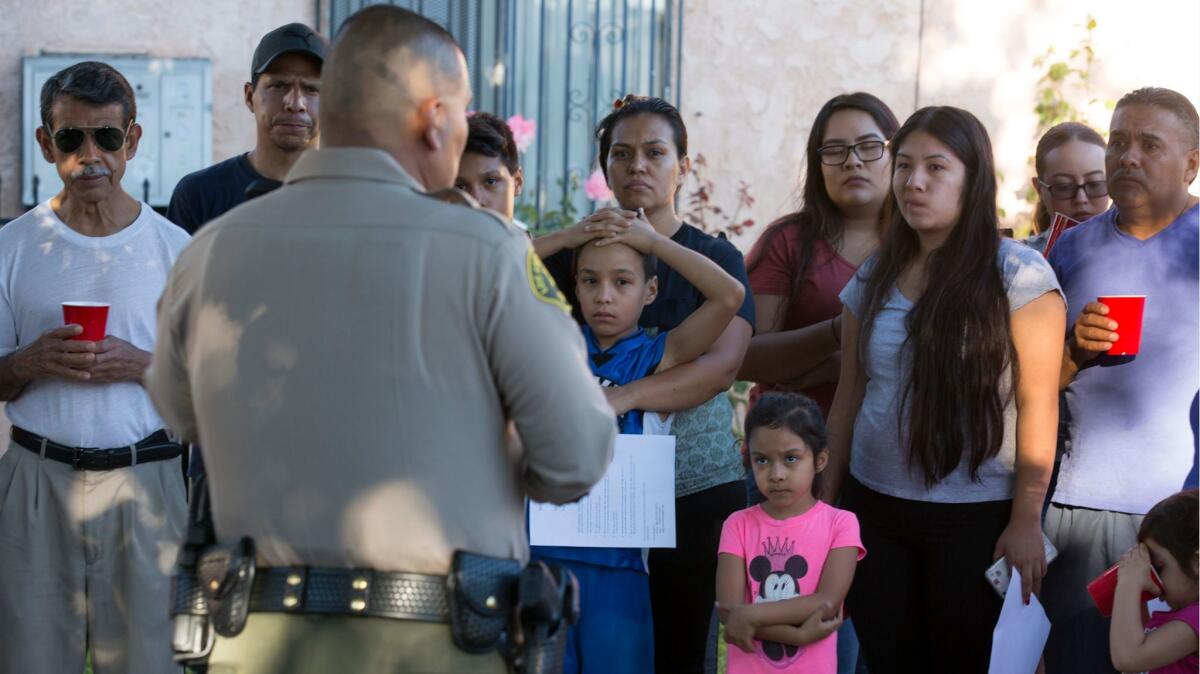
[551,559,654,674]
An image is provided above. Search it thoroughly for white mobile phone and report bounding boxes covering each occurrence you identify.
[985,532,1058,597]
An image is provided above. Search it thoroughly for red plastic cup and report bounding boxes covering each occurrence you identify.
[62,302,110,342]
[1086,562,1164,617]
[1097,295,1146,356]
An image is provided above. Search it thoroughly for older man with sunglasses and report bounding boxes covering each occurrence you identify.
[0,61,190,674]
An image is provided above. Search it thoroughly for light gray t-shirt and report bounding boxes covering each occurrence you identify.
[839,238,1063,503]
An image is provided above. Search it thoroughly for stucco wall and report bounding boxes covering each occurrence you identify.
[682,0,1200,247]
[0,0,316,219]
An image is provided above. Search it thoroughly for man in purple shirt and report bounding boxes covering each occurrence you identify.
[1043,87,1199,674]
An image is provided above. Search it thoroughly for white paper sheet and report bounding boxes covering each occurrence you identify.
[989,568,1052,674]
[529,434,676,548]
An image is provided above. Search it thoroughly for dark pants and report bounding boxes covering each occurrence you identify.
[842,477,1011,674]
[648,480,745,674]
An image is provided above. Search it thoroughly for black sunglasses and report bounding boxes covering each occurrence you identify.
[1037,178,1108,200]
[47,123,132,154]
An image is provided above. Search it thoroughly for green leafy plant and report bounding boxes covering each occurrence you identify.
[1018,15,1113,233]
[517,174,582,234]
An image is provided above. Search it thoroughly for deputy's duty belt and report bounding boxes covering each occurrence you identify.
[176,565,449,622]
[12,426,182,471]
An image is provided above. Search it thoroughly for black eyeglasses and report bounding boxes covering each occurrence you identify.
[1037,178,1108,200]
[47,123,132,154]
[817,140,886,166]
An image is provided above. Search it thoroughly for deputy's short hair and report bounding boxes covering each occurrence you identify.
[1115,87,1199,147]
[40,61,136,130]
[324,5,463,116]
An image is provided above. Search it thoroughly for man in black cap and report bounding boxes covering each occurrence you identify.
[167,22,327,235]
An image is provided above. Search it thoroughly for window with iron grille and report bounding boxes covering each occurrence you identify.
[326,0,682,230]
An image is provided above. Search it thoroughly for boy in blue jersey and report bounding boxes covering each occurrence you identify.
[533,215,745,673]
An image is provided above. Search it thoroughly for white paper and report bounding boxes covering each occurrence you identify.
[989,568,1052,674]
[529,434,676,548]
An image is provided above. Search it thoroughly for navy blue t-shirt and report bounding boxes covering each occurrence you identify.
[166,153,265,235]
[544,223,756,333]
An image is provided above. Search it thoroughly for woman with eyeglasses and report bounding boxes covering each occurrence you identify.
[823,107,1066,672]
[739,93,899,418]
[1026,122,1110,253]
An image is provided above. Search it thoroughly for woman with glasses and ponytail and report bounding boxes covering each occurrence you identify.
[1025,122,1110,253]
[823,107,1067,672]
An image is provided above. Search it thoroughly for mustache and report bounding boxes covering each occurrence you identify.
[1110,169,1146,186]
[69,165,112,179]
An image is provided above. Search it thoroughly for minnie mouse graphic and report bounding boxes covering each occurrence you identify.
[749,536,810,667]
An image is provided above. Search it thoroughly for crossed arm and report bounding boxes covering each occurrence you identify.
[715,547,859,650]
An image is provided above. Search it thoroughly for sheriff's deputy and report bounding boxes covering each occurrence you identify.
[147,7,615,672]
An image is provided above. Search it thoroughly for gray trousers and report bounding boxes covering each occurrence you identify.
[0,441,185,674]
[1041,502,1143,674]
[206,614,508,674]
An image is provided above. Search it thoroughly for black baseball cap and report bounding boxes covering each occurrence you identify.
[251,23,328,80]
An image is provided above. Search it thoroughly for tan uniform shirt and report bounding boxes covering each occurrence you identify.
[147,148,615,574]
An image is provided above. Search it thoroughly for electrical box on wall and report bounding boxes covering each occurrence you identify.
[22,56,213,208]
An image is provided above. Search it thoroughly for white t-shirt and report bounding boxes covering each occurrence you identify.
[0,201,190,447]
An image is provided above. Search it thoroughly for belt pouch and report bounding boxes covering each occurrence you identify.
[446,550,521,653]
[198,537,257,637]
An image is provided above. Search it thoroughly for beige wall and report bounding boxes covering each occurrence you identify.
[0,0,316,219]
[682,0,1200,247]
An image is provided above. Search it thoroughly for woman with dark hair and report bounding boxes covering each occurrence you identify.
[740,93,898,416]
[454,112,525,223]
[535,95,756,674]
[823,106,1067,671]
[1025,121,1109,253]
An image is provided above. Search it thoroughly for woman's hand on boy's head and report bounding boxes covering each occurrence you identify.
[1117,544,1160,595]
[560,208,638,248]
[594,208,661,253]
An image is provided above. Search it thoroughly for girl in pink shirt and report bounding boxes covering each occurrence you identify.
[1111,489,1199,674]
[716,393,865,674]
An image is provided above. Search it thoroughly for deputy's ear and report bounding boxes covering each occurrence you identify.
[416,96,446,152]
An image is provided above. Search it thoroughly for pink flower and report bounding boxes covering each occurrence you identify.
[506,115,537,153]
[584,169,613,202]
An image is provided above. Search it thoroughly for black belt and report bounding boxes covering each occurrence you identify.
[11,426,182,471]
[251,567,450,621]
[175,565,450,622]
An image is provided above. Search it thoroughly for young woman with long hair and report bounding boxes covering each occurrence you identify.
[824,106,1067,672]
